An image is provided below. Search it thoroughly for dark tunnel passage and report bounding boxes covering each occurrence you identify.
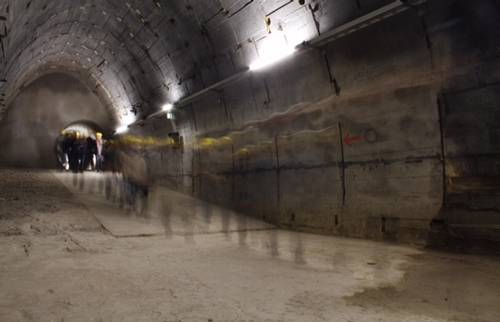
[1,0,500,320]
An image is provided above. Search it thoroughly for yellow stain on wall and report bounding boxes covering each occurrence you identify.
[115,128,335,157]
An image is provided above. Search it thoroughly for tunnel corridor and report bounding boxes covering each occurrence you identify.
[1,0,500,321]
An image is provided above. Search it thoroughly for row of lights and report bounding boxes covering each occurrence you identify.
[115,31,298,134]
[115,102,175,134]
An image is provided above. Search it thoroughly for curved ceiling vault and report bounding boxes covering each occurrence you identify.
[0,0,364,128]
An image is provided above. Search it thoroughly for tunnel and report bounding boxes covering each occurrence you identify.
[1,0,500,321]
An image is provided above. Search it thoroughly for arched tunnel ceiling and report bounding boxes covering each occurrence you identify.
[0,0,394,127]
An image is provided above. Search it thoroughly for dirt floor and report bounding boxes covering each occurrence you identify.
[1,169,500,322]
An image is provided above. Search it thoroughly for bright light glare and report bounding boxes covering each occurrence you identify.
[116,113,136,134]
[162,103,174,112]
[115,125,129,134]
[250,32,296,71]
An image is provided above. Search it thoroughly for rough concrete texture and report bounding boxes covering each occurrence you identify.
[133,0,500,246]
[1,0,500,246]
[1,169,500,322]
[0,73,113,168]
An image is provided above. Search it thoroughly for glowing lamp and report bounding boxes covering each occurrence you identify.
[115,125,129,134]
[162,103,174,112]
[250,31,296,71]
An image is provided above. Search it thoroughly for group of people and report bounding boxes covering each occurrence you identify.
[57,131,105,173]
[55,131,152,215]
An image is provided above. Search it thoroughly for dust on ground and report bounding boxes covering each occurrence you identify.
[2,169,500,322]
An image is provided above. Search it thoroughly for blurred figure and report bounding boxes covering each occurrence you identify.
[67,132,81,173]
[95,132,105,172]
[201,202,213,225]
[269,229,280,258]
[56,132,70,171]
[75,132,86,173]
[237,214,248,248]
[293,234,307,265]
[159,193,173,237]
[118,144,151,216]
[81,135,97,171]
[104,140,119,172]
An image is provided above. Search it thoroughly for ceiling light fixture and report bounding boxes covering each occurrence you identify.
[162,103,174,112]
[249,31,296,71]
[115,125,128,134]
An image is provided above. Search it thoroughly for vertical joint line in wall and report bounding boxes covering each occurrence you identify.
[437,94,447,208]
[217,90,233,124]
[183,80,192,97]
[263,77,271,107]
[248,77,259,110]
[0,37,5,60]
[244,154,250,200]
[200,23,217,57]
[274,135,281,207]
[197,147,203,197]
[231,143,236,204]
[420,15,434,68]
[338,123,346,207]
[189,104,198,132]
[323,50,340,96]
[191,148,196,195]
[308,3,321,36]
[180,146,184,190]
[228,51,237,72]
[356,0,361,10]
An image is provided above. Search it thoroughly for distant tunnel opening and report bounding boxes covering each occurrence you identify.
[56,121,107,172]
[0,72,115,169]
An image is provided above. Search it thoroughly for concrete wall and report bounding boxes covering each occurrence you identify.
[2,0,498,247]
[130,0,500,246]
[0,72,114,168]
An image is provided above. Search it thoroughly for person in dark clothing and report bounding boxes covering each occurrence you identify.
[104,140,118,172]
[76,133,86,172]
[57,133,70,170]
[67,132,81,173]
[81,136,97,171]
